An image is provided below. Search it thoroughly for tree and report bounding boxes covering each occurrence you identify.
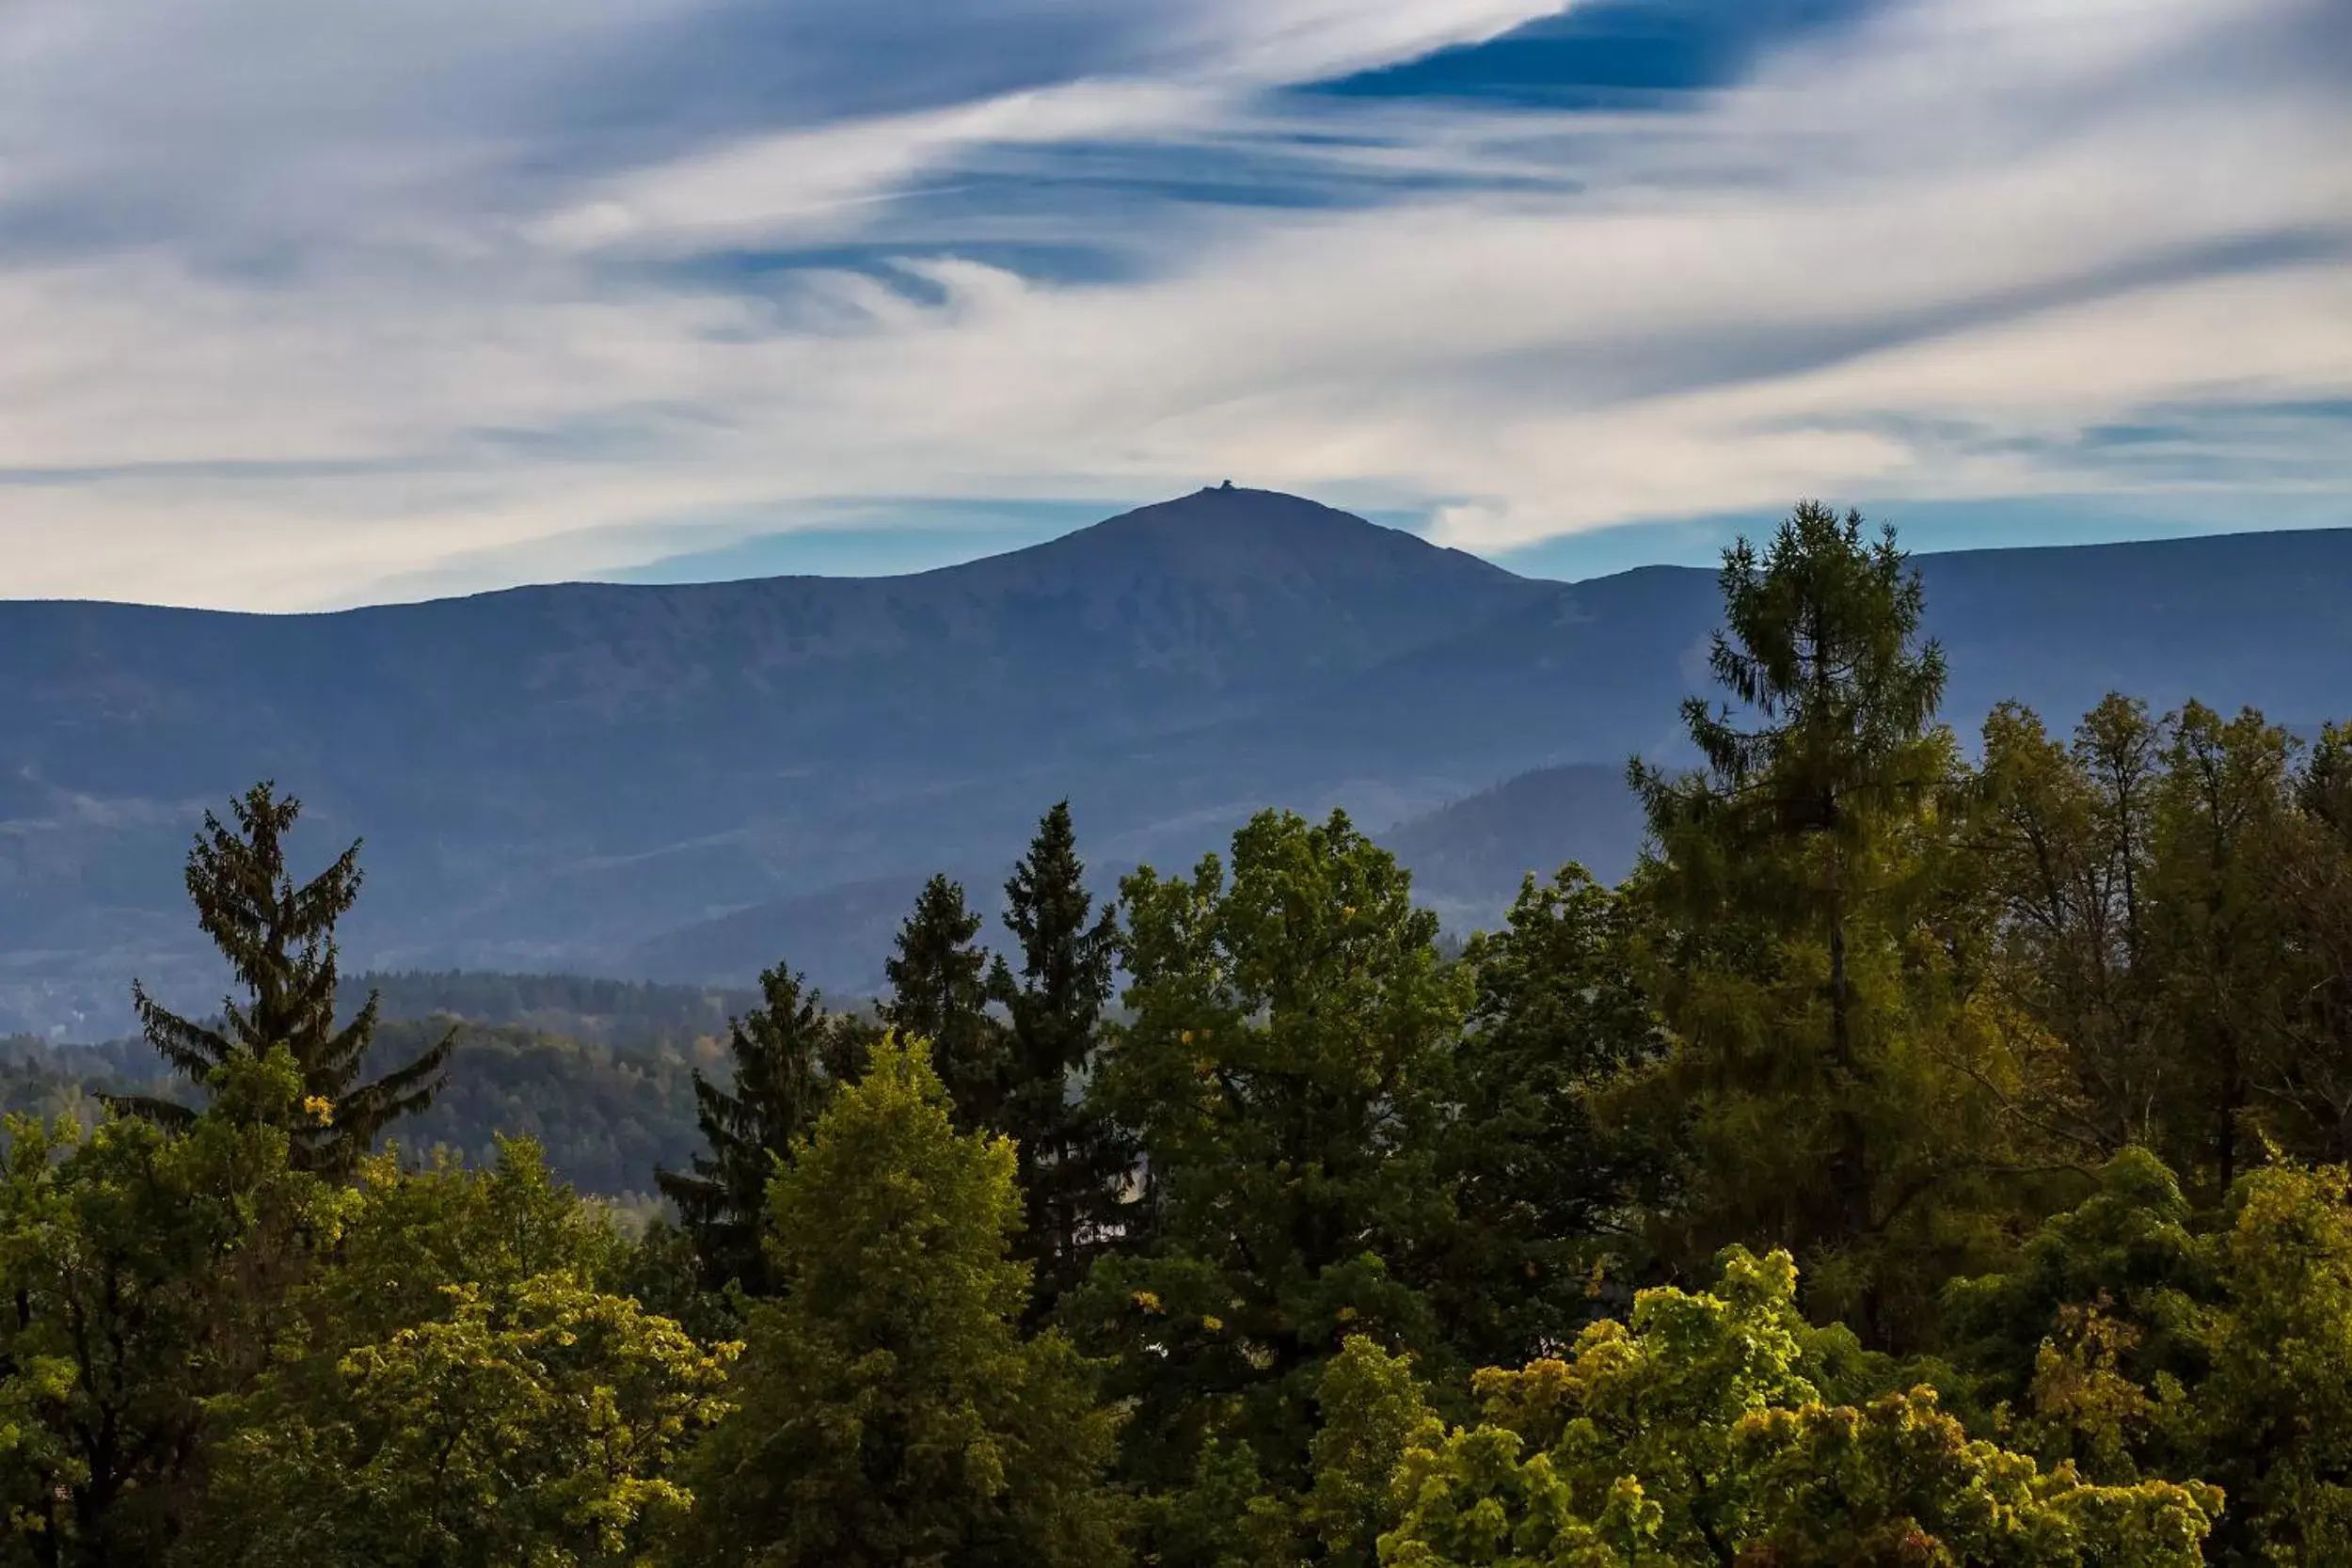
[120,783,452,1173]
[188,1275,731,1568]
[2254,721,2352,1164]
[1382,1249,2219,1567]
[185,1139,732,1568]
[1947,1149,2352,1565]
[655,964,872,1296]
[1624,503,2004,1342]
[2172,1160,2352,1565]
[0,1048,336,1567]
[680,1037,1126,1568]
[1939,1147,2209,1468]
[1443,865,1665,1366]
[1973,699,2352,1180]
[1298,1337,1442,1568]
[882,874,1005,1130]
[1972,696,2169,1155]
[990,801,1130,1318]
[2146,703,2300,1194]
[1080,809,1470,1503]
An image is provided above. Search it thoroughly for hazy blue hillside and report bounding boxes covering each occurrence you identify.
[4,491,2349,1032]
[1377,764,1649,931]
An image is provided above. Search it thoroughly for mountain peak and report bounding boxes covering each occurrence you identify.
[966,485,1525,594]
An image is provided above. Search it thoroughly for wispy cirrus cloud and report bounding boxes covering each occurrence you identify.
[0,0,2344,608]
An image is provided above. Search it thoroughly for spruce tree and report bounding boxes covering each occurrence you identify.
[654,963,871,1295]
[119,782,451,1174]
[882,873,1004,1129]
[990,801,1129,1318]
[680,1037,1127,1567]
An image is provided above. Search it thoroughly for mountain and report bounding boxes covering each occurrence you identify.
[0,487,1545,1029]
[5,488,2351,1033]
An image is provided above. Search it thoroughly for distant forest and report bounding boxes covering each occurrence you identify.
[5,502,2352,1564]
[352,971,763,1049]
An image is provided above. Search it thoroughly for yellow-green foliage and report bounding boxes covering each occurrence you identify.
[1382,1250,2219,1566]
[184,1137,733,1567]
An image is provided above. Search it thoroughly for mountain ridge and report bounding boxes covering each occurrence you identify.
[5,489,2349,1035]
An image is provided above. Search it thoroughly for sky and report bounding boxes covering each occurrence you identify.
[2,0,2347,610]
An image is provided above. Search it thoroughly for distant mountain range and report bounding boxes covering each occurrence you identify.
[6,485,2351,1036]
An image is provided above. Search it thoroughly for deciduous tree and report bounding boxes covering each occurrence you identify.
[1384,1249,2218,1567]
[681,1037,1125,1568]
[1082,809,1470,1502]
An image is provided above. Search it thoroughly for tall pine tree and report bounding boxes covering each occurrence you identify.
[120,782,452,1174]
[989,801,1130,1318]
[654,963,872,1295]
[882,873,1004,1129]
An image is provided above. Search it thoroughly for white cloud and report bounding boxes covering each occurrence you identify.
[0,0,2346,609]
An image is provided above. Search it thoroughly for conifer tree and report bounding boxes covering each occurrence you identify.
[882,873,1004,1128]
[654,964,871,1295]
[1625,504,1998,1343]
[120,782,452,1174]
[681,1037,1126,1567]
[990,801,1129,1317]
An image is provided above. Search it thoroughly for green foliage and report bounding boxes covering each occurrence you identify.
[1446,866,1664,1365]
[183,1138,728,1567]
[1300,1337,1443,1567]
[0,1047,339,1565]
[1383,1249,2219,1567]
[0,1022,710,1202]
[1081,807,1470,1502]
[883,874,1007,1130]
[1972,697,2169,1156]
[2176,1162,2352,1564]
[1973,698,2352,1188]
[1943,1150,2352,1562]
[122,783,453,1173]
[655,965,872,1295]
[681,1037,1126,1568]
[303,1138,635,1343]
[191,1275,731,1568]
[379,1018,705,1197]
[1938,1148,2207,1464]
[1624,503,2013,1344]
[990,801,1132,1319]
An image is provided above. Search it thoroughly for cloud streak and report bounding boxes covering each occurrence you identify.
[0,0,2344,608]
